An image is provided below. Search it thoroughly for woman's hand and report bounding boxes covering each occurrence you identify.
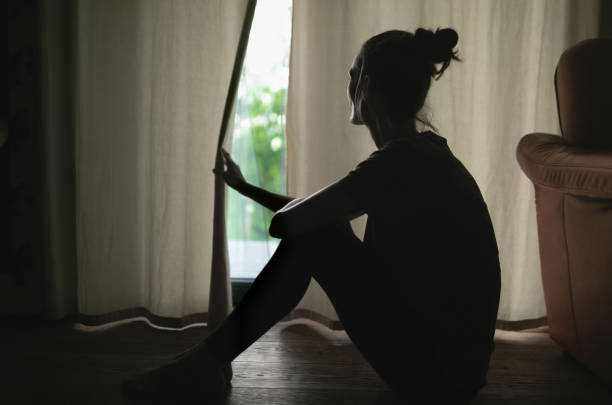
[213,148,246,190]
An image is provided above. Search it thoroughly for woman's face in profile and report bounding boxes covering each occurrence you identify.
[348,53,364,125]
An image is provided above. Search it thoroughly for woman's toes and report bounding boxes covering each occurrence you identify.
[222,363,233,382]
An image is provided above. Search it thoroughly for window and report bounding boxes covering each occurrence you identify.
[227,0,292,290]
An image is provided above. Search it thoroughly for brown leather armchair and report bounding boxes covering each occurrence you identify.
[516,38,612,385]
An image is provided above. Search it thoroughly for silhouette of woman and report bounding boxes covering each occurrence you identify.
[123,28,501,404]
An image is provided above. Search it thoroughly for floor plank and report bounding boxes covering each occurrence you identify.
[3,318,611,404]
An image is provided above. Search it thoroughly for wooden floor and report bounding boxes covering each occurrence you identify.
[4,317,611,404]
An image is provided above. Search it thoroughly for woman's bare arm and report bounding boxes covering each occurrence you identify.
[215,148,294,212]
[269,181,364,239]
[215,148,364,236]
[234,182,294,212]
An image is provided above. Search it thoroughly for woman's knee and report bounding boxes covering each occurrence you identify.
[274,221,363,276]
[289,220,356,245]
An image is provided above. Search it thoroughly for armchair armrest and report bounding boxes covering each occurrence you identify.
[516,133,612,199]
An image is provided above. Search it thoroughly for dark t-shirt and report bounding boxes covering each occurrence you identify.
[336,131,500,392]
[338,131,498,267]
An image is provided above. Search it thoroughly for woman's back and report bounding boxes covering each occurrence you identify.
[338,131,497,269]
[337,130,501,394]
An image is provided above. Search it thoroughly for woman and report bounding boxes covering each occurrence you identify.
[123,28,501,404]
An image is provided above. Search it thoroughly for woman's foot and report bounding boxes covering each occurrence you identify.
[171,344,233,382]
[121,349,230,400]
[222,362,233,382]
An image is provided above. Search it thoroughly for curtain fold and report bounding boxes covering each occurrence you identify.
[209,0,258,330]
[286,0,600,324]
[41,0,250,325]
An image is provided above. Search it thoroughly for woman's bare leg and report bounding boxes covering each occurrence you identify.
[121,225,335,400]
[195,222,428,392]
[123,222,482,403]
[196,235,314,364]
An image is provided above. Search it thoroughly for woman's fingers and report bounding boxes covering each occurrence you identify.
[221,148,236,164]
[225,157,237,170]
[219,149,242,181]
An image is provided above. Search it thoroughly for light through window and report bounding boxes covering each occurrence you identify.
[227,0,292,280]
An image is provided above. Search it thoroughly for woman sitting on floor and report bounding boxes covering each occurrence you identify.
[123,27,501,404]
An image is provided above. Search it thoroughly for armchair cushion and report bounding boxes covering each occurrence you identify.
[516,133,612,198]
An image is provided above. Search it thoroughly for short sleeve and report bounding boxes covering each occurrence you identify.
[335,147,396,212]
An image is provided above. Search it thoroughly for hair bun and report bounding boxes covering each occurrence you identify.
[415,27,459,78]
[415,27,458,63]
[433,28,459,62]
[415,28,435,47]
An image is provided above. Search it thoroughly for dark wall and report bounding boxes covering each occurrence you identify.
[2,0,44,315]
[600,0,612,39]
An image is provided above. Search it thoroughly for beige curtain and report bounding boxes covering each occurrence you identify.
[39,0,250,325]
[287,0,600,325]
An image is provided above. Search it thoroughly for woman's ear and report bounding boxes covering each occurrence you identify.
[355,74,370,124]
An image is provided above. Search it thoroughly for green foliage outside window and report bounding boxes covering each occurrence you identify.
[226,0,291,279]
[227,84,287,242]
